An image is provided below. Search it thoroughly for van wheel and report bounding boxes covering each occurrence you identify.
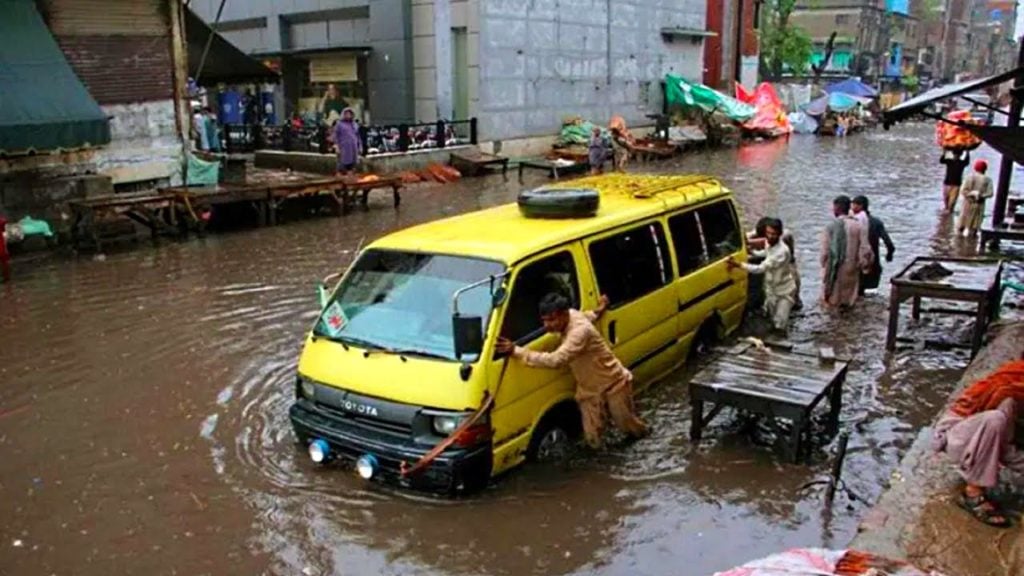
[527,406,580,463]
[689,318,721,362]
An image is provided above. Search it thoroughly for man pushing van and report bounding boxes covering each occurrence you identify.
[495,293,649,449]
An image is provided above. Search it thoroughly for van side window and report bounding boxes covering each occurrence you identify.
[697,201,741,260]
[501,252,580,343]
[589,222,672,308]
[667,211,708,276]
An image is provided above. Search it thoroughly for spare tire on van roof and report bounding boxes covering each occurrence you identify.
[517,188,600,219]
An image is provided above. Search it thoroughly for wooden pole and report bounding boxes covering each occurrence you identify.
[825,431,849,508]
[991,37,1024,227]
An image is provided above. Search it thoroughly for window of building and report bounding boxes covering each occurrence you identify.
[696,201,742,260]
[668,210,708,276]
[835,14,852,25]
[501,252,580,343]
[589,222,673,308]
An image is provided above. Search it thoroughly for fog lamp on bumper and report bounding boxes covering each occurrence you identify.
[308,439,330,463]
[356,454,378,480]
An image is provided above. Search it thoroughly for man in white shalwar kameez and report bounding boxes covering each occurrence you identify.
[730,218,797,333]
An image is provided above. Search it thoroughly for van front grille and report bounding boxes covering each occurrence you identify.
[314,402,413,437]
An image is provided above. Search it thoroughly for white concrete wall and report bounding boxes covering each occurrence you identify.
[412,0,481,122]
[477,0,705,141]
[95,100,183,185]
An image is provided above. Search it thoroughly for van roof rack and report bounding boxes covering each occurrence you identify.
[548,174,719,199]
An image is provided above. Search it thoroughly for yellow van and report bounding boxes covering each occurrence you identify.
[290,174,748,492]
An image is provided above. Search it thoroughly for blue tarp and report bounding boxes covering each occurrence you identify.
[824,78,878,98]
[804,93,869,116]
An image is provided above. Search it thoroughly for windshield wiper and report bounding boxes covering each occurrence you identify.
[315,333,388,355]
[388,348,451,361]
[314,333,449,361]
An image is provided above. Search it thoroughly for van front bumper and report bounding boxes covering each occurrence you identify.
[289,400,492,493]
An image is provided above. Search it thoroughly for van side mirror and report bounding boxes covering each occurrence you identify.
[492,285,508,307]
[317,282,329,308]
[453,314,484,359]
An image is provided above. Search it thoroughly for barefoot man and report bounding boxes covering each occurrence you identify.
[496,293,648,449]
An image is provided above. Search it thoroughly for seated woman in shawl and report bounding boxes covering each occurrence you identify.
[933,360,1024,527]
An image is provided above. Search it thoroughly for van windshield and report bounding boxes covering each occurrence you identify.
[315,250,505,361]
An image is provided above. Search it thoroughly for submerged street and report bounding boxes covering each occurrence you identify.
[1,123,1020,575]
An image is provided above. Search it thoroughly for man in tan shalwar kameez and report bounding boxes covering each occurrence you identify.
[820,195,874,309]
[496,293,648,449]
[958,159,994,237]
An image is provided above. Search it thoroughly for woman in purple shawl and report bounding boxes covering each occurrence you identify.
[333,108,362,174]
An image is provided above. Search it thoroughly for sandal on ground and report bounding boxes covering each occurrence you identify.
[959,492,1013,528]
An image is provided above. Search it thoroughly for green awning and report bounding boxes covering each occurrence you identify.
[664,74,757,122]
[0,0,110,154]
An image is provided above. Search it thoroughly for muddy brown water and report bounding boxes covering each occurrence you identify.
[2,123,1022,575]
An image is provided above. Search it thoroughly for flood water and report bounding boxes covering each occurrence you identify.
[2,123,1022,576]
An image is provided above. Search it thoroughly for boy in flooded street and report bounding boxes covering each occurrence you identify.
[495,293,648,449]
[588,127,607,175]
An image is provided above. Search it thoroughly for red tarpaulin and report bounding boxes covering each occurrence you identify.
[736,83,793,137]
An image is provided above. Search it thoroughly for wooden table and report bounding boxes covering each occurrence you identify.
[979,223,1024,252]
[450,150,509,179]
[885,257,1003,358]
[517,158,589,183]
[689,342,849,462]
[69,192,179,251]
[162,171,404,230]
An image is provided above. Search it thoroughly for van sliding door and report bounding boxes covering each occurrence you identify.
[584,220,681,386]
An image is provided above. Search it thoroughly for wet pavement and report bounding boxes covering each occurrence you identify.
[2,123,1022,576]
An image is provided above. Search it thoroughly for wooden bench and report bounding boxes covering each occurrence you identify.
[885,257,1003,359]
[517,158,589,183]
[979,223,1024,252]
[689,342,849,463]
[450,150,509,179]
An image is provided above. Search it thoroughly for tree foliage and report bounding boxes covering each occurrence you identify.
[758,0,815,79]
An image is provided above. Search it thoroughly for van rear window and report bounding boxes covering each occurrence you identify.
[696,201,742,260]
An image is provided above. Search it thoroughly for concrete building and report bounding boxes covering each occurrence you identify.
[192,0,711,144]
[4,0,189,188]
[964,0,1019,77]
[704,0,759,89]
[189,0,413,125]
[791,0,924,81]
[1,0,191,231]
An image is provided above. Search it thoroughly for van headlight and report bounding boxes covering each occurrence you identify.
[432,414,463,436]
[297,376,316,400]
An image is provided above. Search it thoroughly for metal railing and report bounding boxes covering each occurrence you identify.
[230,118,478,156]
[359,118,477,156]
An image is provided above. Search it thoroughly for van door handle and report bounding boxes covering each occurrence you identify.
[608,320,617,344]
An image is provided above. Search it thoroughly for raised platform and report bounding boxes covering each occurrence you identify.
[254,145,475,176]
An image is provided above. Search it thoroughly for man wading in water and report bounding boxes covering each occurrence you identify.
[495,293,648,449]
